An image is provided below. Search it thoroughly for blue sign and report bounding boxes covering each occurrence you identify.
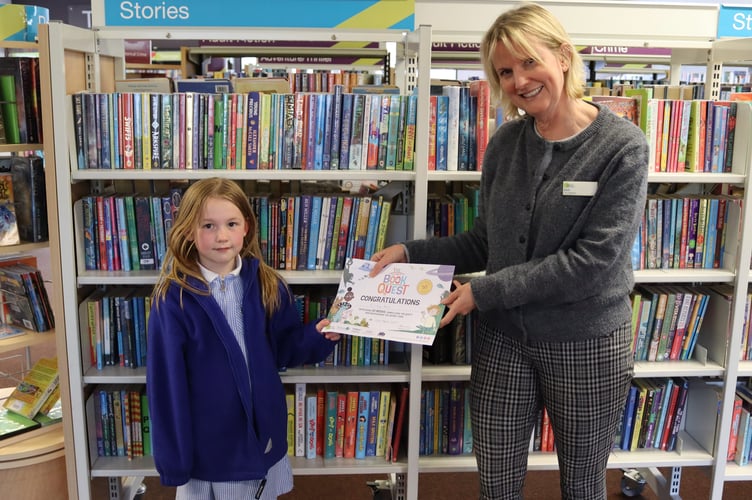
[97,0,414,30]
[718,5,752,38]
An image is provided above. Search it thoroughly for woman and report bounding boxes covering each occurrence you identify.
[370,3,648,498]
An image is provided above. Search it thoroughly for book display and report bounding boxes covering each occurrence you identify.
[35,1,752,499]
[0,36,70,499]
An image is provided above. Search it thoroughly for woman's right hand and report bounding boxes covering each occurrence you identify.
[369,243,407,277]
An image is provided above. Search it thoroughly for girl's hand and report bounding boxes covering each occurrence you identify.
[369,244,407,277]
[316,318,341,342]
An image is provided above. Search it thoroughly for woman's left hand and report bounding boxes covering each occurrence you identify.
[439,280,477,328]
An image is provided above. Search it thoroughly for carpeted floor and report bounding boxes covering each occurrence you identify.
[89,467,751,499]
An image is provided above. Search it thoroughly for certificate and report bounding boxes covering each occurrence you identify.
[322,258,455,345]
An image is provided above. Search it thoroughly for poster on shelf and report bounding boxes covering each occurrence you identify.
[323,258,454,345]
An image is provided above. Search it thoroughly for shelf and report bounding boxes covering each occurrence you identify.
[723,462,752,482]
[0,241,50,255]
[418,430,713,473]
[281,364,410,384]
[0,424,64,465]
[76,269,345,286]
[70,169,416,183]
[0,328,56,356]
[90,454,408,477]
[634,269,735,284]
[0,144,44,153]
[290,455,408,475]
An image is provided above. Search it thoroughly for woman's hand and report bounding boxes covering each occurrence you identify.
[369,244,407,277]
[439,280,477,328]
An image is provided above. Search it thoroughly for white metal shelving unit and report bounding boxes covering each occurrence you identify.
[43,16,433,500]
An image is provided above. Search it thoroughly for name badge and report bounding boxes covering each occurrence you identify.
[562,181,597,196]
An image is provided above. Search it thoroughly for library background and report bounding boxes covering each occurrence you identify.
[2,0,752,499]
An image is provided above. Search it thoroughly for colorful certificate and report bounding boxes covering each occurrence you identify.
[323,258,455,345]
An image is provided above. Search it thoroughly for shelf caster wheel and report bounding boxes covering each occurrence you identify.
[134,482,147,499]
[621,469,646,497]
[367,479,393,500]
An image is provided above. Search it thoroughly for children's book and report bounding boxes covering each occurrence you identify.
[2,357,59,419]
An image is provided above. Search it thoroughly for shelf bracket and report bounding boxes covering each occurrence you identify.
[637,466,682,499]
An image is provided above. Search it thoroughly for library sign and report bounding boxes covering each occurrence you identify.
[91,0,414,29]
[718,5,752,38]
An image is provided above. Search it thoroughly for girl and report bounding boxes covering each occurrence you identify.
[147,177,340,499]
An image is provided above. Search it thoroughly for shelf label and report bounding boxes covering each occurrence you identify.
[92,0,414,30]
[718,5,752,38]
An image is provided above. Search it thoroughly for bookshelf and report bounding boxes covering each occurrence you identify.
[0,39,74,499]
[415,2,752,500]
[41,19,431,500]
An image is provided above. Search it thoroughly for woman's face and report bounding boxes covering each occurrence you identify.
[492,38,569,121]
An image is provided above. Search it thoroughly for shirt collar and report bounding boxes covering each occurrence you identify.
[198,256,242,283]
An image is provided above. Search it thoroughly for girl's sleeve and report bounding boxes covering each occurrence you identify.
[146,298,193,486]
[267,284,336,369]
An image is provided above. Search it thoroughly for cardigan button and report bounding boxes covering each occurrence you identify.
[519,235,526,244]
[525,203,531,211]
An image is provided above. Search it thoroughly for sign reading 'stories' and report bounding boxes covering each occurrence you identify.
[91,0,415,29]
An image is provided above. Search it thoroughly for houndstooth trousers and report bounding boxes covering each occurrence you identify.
[470,321,634,500]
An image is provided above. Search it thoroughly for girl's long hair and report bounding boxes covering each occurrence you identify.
[151,177,284,314]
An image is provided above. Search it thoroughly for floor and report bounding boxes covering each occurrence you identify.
[4,345,751,499]
[92,467,750,499]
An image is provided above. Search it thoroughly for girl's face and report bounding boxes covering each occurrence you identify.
[192,197,248,276]
[492,38,568,122]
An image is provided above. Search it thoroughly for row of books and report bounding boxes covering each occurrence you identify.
[630,286,709,363]
[729,381,752,466]
[0,56,42,145]
[649,98,739,174]
[0,257,55,333]
[738,290,752,362]
[69,88,419,171]
[424,311,476,366]
[530,407,556,453]
[426,185,479,238]
[418,382,472,456]
[288,384,408,461]
[251,193,393,271]
[80,287,152,370]
[76,192,180,273]
[0,357,62,442]
[292,290,393,367]
[615,377,690,453]
[633,194,732,271]
[91,384,152,459]
[428,80,491,172]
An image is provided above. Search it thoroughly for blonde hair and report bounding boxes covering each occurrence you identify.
[152,177,285,314]
[480,2,585,120]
